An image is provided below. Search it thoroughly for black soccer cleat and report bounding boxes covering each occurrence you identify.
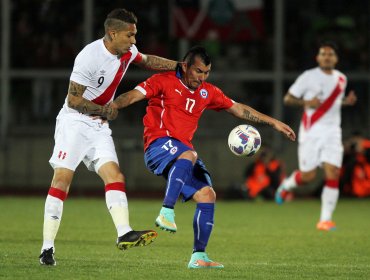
[39,247,56,266]
[116,230,158,250]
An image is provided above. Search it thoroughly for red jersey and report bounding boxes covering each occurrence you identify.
[135,71,234,150]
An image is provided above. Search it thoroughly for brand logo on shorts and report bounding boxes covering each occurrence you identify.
[170,147,178,155]
[199,89,208,98]
[58,151,67,160]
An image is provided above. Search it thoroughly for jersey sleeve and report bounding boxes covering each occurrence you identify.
[135,74,163,98]
[288,71,309,98]
[128,44,142,63]
[69,48,96,87]
[207,85,234,111]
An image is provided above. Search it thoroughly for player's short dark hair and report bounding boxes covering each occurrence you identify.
[183,46,211,66]
[318,41,339,55]
[104,8,137,32]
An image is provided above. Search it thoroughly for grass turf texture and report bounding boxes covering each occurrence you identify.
[0,197,369,279]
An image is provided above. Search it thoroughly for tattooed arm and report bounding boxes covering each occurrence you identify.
[226,102,296,141]
[67,81,118,120]
[135,54,178,71]
[111,89,145,110]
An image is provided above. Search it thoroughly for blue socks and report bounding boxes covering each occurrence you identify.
[163,159,193,208]
[193,203,215,252]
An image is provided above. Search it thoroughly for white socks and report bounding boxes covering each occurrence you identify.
[42,194,64,252]
[320,186,339,222]
[282,171,300,191]
[105,189,132,237]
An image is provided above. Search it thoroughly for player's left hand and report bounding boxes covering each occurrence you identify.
[273,120,296,141]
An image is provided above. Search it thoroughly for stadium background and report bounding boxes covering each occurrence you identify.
[0,0,369,195]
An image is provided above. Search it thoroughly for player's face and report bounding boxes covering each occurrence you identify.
[316,46,338,72]
[110,23,137,57]
[182,56,211,90]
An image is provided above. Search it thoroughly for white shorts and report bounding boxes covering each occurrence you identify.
[298,132,343,172]
[49,113,119,173]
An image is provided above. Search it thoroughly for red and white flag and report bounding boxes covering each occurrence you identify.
[171,0,265,42]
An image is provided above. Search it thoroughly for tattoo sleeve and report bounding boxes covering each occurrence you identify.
[142,55,177,71]
[113,90,145,109]
[67,81,108,117]
[114,93,132,109]
[242,108,272,126]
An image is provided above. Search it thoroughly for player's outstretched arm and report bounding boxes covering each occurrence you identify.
[112,89,146,110]
[226,102,296,141]
[136,54,179,71]
[67,81,117,120]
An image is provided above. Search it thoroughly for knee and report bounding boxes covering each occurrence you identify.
[105,172,125,185]
[51,169,74,192]
[51,177,71,193]
[326,167,340,180]
[179,150,198,165]
[98,162,126,184]
[194,187,216,203]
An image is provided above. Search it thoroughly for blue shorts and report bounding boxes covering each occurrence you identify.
[144,137,212,201]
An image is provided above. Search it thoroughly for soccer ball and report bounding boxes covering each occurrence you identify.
[228,125,261,157]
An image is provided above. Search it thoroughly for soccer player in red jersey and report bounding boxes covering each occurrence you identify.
[112,46,296,268]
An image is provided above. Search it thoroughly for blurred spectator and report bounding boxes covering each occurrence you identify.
[341,133,370,197]
[244,146,288,200]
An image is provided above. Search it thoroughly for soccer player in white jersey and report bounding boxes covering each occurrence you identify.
[39,8,180,266]
[275,42,357,231]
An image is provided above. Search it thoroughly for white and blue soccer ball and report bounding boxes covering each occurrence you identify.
[228,125,261,157]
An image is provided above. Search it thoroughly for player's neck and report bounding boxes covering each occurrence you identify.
[319,67,334,75]
[103,38,119,56]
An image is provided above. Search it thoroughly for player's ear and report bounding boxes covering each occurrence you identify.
[181,62,187,72]
[109,30,117,40]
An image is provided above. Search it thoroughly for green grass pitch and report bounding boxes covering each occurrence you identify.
[0,197,369,279]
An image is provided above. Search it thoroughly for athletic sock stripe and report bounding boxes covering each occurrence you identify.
[325,179,339,188]
[48,187,68,201]
[294,171,303,185]
[105,182,126,192]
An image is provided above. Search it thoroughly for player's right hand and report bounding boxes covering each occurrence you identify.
[306,97,321,108]
[102,104,118,121]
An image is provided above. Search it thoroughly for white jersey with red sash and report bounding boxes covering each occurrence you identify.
[289,67,347,170]
[58,38,141,119]
[49,39,142,172]
[289,67,347,142]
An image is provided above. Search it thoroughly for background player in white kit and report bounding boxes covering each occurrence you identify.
[275,42,357,231]
[39,8,179,265]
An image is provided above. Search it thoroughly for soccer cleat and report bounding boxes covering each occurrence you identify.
[39,247,56,266]
[188,252,224,269]
[155,207,177,233]
[116,230,158,250]
[275,181,291,205]
[316,221,336,231]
